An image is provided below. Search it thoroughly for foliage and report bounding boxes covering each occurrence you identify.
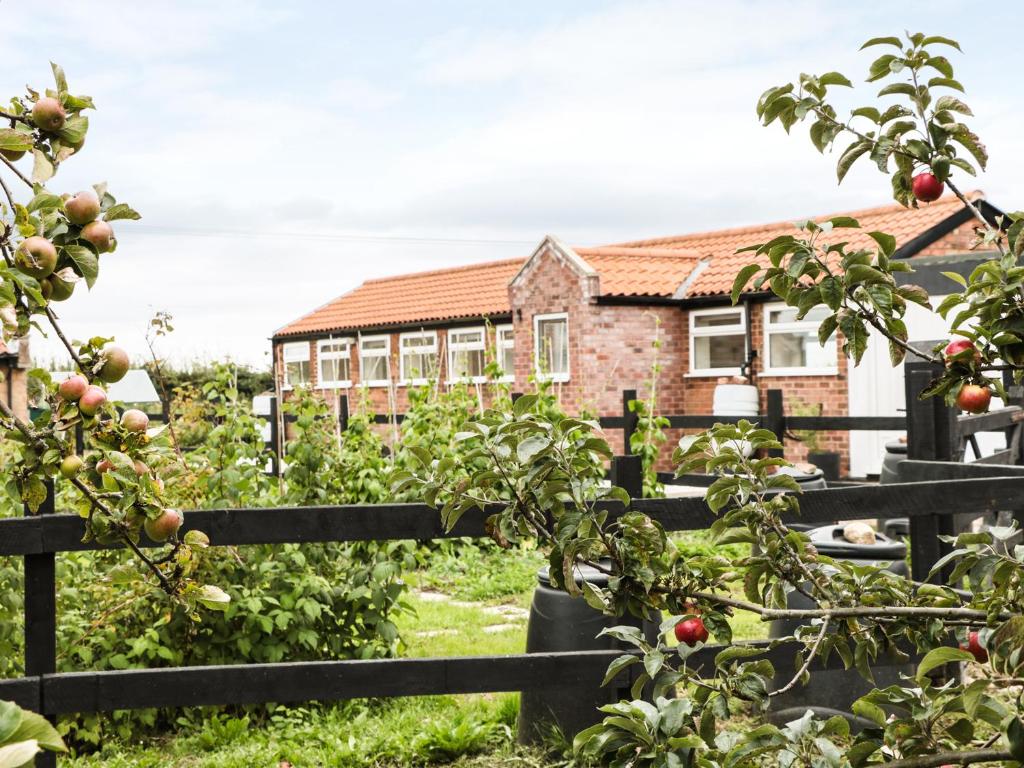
[748,31,1024,409]
[0,699,65,767]
[628,314,669,498]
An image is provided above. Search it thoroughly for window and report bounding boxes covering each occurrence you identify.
[448,327,486,382]
[534,313,569,381]
[689,308,746,375]
[400,331,438,384]
[317,338,351,388]
[282,341,310,389]
[496,324,515,382]
[359,335,390,386]
[762,304,838,375]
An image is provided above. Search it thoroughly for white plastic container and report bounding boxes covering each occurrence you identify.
[712,384,759,416]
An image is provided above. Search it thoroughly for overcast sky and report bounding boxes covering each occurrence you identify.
[5,0,1022,369]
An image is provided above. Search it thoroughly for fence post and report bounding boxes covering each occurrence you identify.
[24,480,57,768]
[622,389,638,456]
[904,360,958,582]
[338,394,349,434]
[764,389,785,458]
[268,395,280,477]
[610,454,643,499]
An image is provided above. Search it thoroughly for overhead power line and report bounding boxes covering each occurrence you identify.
[127,224,536,247]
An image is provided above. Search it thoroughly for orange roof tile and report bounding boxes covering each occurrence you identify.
[275,258,522,337]
[275,194,978,337]
[611,194,975,297]
[575,246,702,297]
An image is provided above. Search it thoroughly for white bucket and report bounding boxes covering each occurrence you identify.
[713,384,759,416]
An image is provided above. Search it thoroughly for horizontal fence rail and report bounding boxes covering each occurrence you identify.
[5,478,1024,558]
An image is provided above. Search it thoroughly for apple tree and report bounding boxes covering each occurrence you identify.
[0,64,226,612]
[399,33,1024,767]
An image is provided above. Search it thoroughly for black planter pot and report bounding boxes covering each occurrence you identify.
[807,450,841,481]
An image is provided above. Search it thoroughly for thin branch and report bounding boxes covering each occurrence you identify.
[945,178,1006,256]
[875,749,1010,768]
[0,109,30,125]
[44,305,85,371]
[0,169,15,213]
[0,151,33,188]
[770,617,830,698]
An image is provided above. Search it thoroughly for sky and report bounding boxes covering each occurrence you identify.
[4,0,1023,369]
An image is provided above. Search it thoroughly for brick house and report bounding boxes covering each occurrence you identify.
[272,193,1004,476]
[0,338,30,419]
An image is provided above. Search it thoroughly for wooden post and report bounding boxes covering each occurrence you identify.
[511,391,523,403]
[24,480,56,768]
[622,389,638,456]
[904,360,958,582]
[268,396,280,477]
[338,394,349,434]
[610,454,643,499]
[764,389,785,458]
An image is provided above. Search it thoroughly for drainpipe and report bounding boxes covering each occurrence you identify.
[740,297,758,385]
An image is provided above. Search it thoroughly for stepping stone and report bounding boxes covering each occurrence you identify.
[482,623,520,634]
[414,629,459,638]
[415,590,451,602]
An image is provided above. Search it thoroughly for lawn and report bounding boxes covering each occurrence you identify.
[63,535,769,766]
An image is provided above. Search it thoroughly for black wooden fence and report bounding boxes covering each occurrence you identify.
[5,362,1024,766]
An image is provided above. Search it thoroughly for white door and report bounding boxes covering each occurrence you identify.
[847,296,1005,477]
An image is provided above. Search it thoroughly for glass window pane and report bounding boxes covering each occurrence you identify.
[769,331,834,369]
[694,312,742,329]
[693,334,744,370]
[321,356,349,383]
[286,360,310,387]
[537,318,568,375]
[451,348,485,378]
[362,338,386,352]
[451,330,483,346]
[768,306,830,325]
[361,355,387,382]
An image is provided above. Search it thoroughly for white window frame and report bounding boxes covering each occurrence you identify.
[761,302,838,376]
[399,330,438,385]
[447,326,488,384]
[495,323,515,383]
[687,307,747,377]
[533,312,570,382]
[316,337,352,389]
[358,334,391,387]
[281,341,311,390]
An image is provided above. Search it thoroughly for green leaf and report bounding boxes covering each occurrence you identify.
[916,646,974,682]
[867,230,897,257]
[951,125,988,170]
[926,55,955,78]
[818,315,838,345]
[1009,717,1024,762]
[196,584,231,611]
[731,264,760,305]
[601,654,639,687]
[0,702,22,742]
[57,115,88,145]
[103,203,141,222]
[50,61,69,95]
[860,36,902,50]
[851,106,881,123]
[839,312,869,365]
[819,276,843,310]
[6,708,64,753]
[818,72,853,87]
[0,129,33,153]
[31,149,54,184]
[63,245,99,288]
[941,270,967,288]
[922,35,962,51]
[928,77,964,92]
[877,83,917,98]
[828,216,860,229]
[0,740,41,768]
[836,139,872,184]
[935,95,972,116]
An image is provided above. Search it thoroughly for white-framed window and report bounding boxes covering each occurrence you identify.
[448,326,487,382]
[534,313,569,381]
[359,335,391,386]
[281,341,311,389]
[496,324,515,382]
[762,303,838,376]
[316,338,352,388]
[400,330,438,384]
[689,307,747,376]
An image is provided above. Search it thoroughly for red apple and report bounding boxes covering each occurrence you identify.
[956,384,992,414]
[120,408,149,433]
[912,172,944,203]
[32,97,66,132]
[80,220,114,253]
[144,509,183,542]
[674,617,709,647]
[79,384,108,416]
[943,339,981,366]
[65,190,101,226]
[959,631,988,663]
[96,458,114,474]
[133,460,150,476]
[96,345,129,383]
[14,236,58,279]
[58,374,89,401]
